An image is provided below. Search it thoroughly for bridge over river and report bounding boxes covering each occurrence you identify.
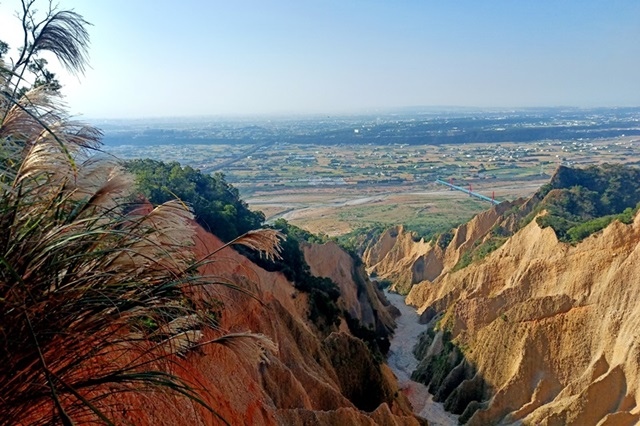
[435,179,500,205]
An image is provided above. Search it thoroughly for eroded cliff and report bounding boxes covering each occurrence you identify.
[116,225,419,425]
[364,165,640,424]
[406,212,640,425]
[363,201,521,294]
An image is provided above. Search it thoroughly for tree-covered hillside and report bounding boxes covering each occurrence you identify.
[450,164,640,271]
[533,164,640,242]
[125,159,264,241]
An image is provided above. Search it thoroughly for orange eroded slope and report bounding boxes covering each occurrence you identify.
[114,223,419,425]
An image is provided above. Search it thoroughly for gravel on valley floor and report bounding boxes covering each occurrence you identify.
[385,290,458,426]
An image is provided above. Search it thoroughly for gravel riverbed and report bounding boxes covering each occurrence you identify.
[385,290,458,426]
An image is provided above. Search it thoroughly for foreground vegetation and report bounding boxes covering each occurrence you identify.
[0,3,282,424]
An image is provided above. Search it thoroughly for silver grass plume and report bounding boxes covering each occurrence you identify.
[30,9,91,75]
[230,229,284,261]
[194,332,279,365]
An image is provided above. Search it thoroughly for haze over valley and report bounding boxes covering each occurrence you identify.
[100,107,640,237]
[2,0,640,424]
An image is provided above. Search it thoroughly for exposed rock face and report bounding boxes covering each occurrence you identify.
[116,225,418,425]
[363,202,519,294]
[405,212,640,425]
[276,404,420,426]
[303,241,396,336]
[324,332,393,412]
[363,226,436,294]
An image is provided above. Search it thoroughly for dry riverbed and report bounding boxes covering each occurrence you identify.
[385,290,458,426]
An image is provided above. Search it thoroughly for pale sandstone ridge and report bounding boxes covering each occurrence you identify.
[116,224,419,426]
[363,201,518,294]
[405,211,640,425]
[303,241,396,335]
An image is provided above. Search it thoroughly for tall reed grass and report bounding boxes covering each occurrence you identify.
[1,70,281,425]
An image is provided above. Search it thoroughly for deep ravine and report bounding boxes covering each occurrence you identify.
[385,290,458,426]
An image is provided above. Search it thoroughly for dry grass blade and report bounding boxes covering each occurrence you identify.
[72,160,133,210]
[62,123,102,150]
[193,332,278,365]
[0,86,61,143]
[153,314,201,337]
[158,330,204,357]
[0,145,220,423]
[1,33,276,422]
[0,121,217,423]
[16,131,75,185]
[228,229,284,261]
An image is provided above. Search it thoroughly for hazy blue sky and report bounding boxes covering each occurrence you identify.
[1,0,639,118]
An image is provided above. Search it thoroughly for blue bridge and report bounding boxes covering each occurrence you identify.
[435,179,500,205]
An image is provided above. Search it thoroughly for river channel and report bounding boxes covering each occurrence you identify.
[385,290,458,426]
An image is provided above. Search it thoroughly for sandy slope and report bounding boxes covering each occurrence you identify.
[403,212,640,425]
[360,186,640,425]
[364,201,516,294]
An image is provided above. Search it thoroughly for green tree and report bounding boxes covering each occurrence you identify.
[535,165,640,242]
[126,159,265,241]
[1,0,90,98]
[0,40,8,59]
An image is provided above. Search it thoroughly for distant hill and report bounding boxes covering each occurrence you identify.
[100,108,640,147]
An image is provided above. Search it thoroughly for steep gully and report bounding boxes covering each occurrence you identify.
[385,290,458,425]
[366,185,640,423]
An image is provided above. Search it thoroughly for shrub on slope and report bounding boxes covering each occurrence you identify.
[242,218,342,332]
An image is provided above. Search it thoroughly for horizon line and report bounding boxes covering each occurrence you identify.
[81,105,640,122]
